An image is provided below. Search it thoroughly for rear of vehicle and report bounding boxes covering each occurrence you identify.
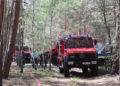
[23,46,32,63]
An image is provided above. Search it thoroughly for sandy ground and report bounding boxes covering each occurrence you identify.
[40,67,120,86]
[3,63,120,86]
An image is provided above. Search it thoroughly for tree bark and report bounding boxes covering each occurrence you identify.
[111,0,120,75]
[0,0,5,85]
[3,0,21,78]
[3,0,15,61]
[118,0,120,80]
[102,0,112,53]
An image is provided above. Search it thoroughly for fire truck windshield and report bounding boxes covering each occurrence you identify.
[66,37,93,48]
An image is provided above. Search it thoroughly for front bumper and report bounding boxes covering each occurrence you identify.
[68,58,97,67]
[67,53,97,67]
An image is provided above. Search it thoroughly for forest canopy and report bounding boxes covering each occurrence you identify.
[21,0,119,53]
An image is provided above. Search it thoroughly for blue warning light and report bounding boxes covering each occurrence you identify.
[69,34,72,37]
[87,33,90,37]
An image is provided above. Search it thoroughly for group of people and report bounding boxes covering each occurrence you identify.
[31,51,49,68]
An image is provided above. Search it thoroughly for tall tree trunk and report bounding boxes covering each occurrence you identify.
[0,0,5,85]
[49,0,54,70]
[3,0,21,78]
[118,0,120,80]
[102,0,112,53]
[4,0,15,61]
[113,0,116,29]
[111,0,120,75]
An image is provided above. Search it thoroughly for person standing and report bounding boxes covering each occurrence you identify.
[33,51,38,65]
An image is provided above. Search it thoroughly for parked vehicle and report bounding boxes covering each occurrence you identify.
[14,45,37,72]
[50,35,98,77]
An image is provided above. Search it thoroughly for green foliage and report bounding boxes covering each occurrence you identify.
[23,0,117,50]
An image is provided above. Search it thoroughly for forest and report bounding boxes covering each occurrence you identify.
[0,0,120,86]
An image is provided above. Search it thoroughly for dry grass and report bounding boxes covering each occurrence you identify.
[3,63,120,86]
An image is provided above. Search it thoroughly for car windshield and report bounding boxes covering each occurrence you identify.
[66,37,93,48]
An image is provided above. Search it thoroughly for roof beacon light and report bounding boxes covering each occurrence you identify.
[69,34,72,38]
[87,33,90,37]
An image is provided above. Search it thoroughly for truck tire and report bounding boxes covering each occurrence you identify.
[20,64,23,73]
[90,65,98,76]
[20,59,25,73]
[63,62,70,77]
[82,67,88,75]
[59,67,64,73]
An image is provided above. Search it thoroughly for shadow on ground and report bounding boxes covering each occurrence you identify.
[70,67,110,78]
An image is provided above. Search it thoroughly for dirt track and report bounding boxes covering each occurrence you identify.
[3,63,120,86]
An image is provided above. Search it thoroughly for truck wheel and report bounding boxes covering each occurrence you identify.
[20,59,24,73]
[63,62,70,77]
[20,65,23,73]
[59,67,64,73]
[82,67,88,75]
[90,65,98,76]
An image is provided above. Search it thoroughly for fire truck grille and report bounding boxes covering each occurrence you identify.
[69,53,95,61]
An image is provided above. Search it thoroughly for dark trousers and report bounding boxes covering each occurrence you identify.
[34,58,38,64]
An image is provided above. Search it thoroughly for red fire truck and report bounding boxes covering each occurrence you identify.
[51,35,98,77]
